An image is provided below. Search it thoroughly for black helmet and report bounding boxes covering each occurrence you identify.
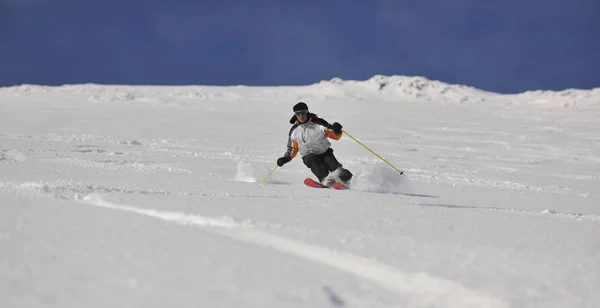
[293,102,308,112]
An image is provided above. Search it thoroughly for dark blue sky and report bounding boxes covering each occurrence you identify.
[1,0,599,93]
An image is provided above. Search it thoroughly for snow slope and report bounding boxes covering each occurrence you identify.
[1,76,599,308]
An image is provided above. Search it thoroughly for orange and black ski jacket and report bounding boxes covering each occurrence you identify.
[283,113,342,159]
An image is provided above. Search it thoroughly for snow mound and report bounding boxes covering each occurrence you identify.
[513,88,600,107]
[0,84,53,96]
[318,75,492,103]
[88,91,136,103]
[349,163,410,194]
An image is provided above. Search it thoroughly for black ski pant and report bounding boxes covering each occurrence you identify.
[302,148,341,182]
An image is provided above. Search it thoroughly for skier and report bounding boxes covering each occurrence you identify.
[276,102,353,187]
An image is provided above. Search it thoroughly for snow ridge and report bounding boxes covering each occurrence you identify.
[2,75,598,107]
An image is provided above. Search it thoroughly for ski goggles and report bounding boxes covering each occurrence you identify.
[294,109,309,116]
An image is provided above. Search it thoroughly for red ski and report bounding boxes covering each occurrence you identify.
[304,178,328,188]
[333,182,349,190]
[304,178,349,190]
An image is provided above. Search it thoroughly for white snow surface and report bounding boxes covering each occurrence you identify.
[1,75,599,308]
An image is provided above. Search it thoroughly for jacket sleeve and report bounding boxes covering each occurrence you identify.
[310,114,332,129]
[284,136,299,158]
[283,124,299,159]
[312,114,341,140]
[324,129,342,140]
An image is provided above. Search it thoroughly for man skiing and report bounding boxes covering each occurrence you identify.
[276,102,353,187]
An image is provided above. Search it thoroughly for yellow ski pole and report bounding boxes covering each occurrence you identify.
[342,129,404,175]
[259,165,278,183]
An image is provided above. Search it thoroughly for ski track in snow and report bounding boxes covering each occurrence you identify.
[78,194,507,308]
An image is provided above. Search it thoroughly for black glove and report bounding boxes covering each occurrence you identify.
[277,156,291,167]
[331,122,343,135]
